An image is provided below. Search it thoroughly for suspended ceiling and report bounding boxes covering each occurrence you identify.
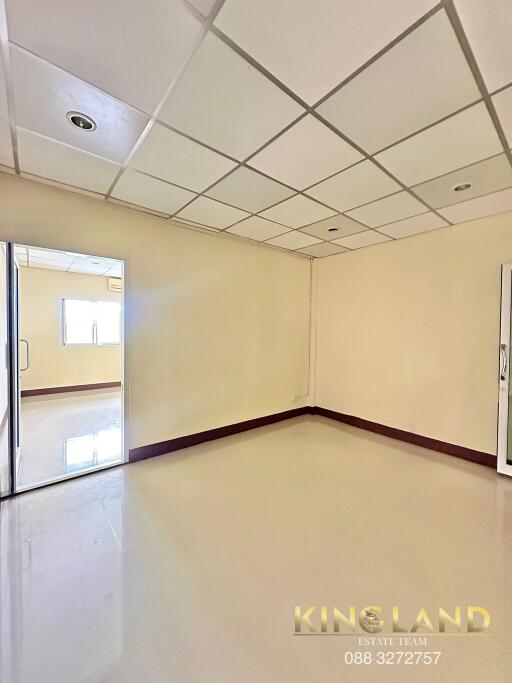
[0,0,511,258]
[15,245,123,277]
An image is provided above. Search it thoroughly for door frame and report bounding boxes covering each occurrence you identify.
[0,242,127,497]
[497,263,512,476]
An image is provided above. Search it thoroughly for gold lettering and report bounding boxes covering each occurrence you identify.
[467,606,490,632]
[392,606,408,633]
[333,607,356,633]
[439,607,461,633]
[411,608,434,633]
[294,606,316,633]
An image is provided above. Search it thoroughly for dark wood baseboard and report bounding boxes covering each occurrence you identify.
[312,406,496,468]
[128,405,495,469]
[21,381,122,398]
[129,406,310,462]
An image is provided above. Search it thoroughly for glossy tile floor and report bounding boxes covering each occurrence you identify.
[17,389,122,490]
[1,415,511,682]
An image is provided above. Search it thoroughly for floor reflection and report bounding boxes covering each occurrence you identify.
[17,389,122,490]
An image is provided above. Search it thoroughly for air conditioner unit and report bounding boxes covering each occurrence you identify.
[107,277,122,292]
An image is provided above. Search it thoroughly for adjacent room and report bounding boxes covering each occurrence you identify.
[15,246,124,490]
[0,1,511,682]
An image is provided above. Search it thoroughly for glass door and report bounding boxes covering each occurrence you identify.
[0,243,14,497]
[497,263,512,476]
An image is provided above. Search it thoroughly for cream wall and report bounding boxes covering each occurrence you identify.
[314,211,512,456]
[0,174,311,450]
[19,267,122,390]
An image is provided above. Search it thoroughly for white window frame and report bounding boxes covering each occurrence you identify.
[62,298,121,347]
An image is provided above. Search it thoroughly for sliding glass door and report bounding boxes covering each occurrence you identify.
[497,263,512,476]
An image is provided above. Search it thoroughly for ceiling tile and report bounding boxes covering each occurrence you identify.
[438,187,512,224]
[0,50,8,119]
[454,0,512,92]
[205,166,294,212]
[259,194,336,228]
[493,87,512,147]
[0,118,14,168]
[412,154,512,208]
[5,0,203,113]
[215,0,437,104]
[17,127,120,193]
[317,12,480,153]
[188,0,217,16]
[226,216,289,241]
[306,160,400,212]
[346,191,426,227]
[248,115,363,189]
[130,123,236,193]
[176,196,250,229]
[265,230,321,250]
[298,242,347,257]
[29,259,67,271]
[159,33,303,160]
[333,230,392,250]
[377,212,448,238]
[299,214,366,241]
[375,103,503,186]
[11,46,149,164]
[112,169,196,215]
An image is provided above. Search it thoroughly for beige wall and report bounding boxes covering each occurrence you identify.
[0,173,311,450]
[314,211,512,456]
[19,267,122,390]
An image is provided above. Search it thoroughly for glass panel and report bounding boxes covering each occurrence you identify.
[63,299,94,345]
[0,243,10,497]
[97,301,121,345]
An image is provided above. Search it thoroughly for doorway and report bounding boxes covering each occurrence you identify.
[0,243,126,497]
[498,263,512,476]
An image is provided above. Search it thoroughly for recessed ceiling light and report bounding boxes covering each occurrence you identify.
[453,183,471,192]
[327,227,339,232]
[66,111,97,131]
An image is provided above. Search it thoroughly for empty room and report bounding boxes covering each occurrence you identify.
[0,1,511,681]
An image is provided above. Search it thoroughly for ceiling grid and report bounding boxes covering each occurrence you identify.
[0,0,511,257]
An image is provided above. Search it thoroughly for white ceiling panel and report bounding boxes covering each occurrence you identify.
[306,160,400,212]
[188,0,217,16]
[0,49,8,119]
[413,154,512,208]
[176,196,249,229]
[227,216,289,241]
[259,194,336,228]
[438,187,512,224]
[248,115,363,190]
[492,87,512,147]
[333,230,391,250]
[206,166,294,213]
[0,118,14,168]
[11,46,149,164]
[17,127,120,193]
[5,0,203,114]
[112,169,196,216]
[375,104,503,186]
[317,11,480,153]
[130,123,236,193]
[265,230,321,250]
[299,214,366,241]
[377,212,447,238]
[298,242,347,257]
[453,0,512,93]
[215,0,437,104]
[159,33,303,160]
[346,191,426,227]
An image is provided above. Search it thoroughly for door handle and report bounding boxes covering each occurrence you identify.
[20,338,30,372]
[500,343,508,381]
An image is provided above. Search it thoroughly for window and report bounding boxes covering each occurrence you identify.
[63,299,121,346]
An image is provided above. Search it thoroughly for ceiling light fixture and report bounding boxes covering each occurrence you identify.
[327,227,339,232]
[66,111,97,131]
[453,183,471,192]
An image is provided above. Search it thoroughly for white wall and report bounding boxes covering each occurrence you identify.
[0,174,311,450]
[314,211,512,456]
[19,267,122,390]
